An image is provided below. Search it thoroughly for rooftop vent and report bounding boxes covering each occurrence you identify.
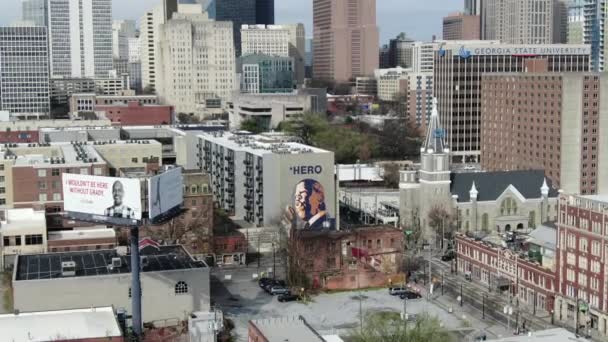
[111,257,122,268]
[61,261,76,277]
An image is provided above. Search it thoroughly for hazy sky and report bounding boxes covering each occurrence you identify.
[2,0,460,42]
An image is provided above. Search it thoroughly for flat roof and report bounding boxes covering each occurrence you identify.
[47,228,116,241]
[487,328,586,341]
[15,245,206,281]
[199,131,330,156]
[250,316,325,342]
[7,143,105,167]
[0,306,122,341]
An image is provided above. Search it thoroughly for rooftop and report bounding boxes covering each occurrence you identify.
[15,245,206,281]
[2,142,105,166]
[250,316,325,342]
[199,131,330,156]
[526,224,557,251]
[487,328,586,341]
[0,306,122,341]
[47,228,116,242]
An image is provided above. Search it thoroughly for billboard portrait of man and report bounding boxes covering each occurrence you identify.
[287,178,334,230]
[105,180,135,219]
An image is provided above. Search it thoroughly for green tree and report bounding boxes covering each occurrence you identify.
[349,312,454,342]
[142,84,156,95]
[177,113,200,124]
[377,119,422,160]
[240,118,265,134]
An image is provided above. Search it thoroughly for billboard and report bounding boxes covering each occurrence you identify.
[62,173,142,226]
[148,167,183,222]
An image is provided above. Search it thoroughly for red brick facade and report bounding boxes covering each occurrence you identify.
[47,237,116,253]
[0,131,39,144]
[456,234,556,313]
[290,226,404,290]
[97,102,173,126]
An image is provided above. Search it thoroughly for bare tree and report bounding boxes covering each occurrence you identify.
[381,163,400,188]
[143,208,212,254]
[427,205,455,250]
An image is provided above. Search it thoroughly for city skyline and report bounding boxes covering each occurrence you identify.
[2,0,459,42]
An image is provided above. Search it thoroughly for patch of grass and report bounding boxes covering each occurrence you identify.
[370,311,401,321]
[2,271,13,312]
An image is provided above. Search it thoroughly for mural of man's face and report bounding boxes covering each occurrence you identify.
[112,181,124,206]
[294,180,325,220]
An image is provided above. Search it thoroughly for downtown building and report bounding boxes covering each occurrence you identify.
[0,26,50,115]
[195,131,335,228]
[312,0,379,81]
[240,24,305,85]
[442,12,480,40]
[434,42,590,162]
[480,0,567,44]
[238,54,295,94]
[46,0,113,78]
[156,6,236,116]
[583,0,608,71]
[481,73,608,195]
[555,193,608,338]
[568,0,585,44]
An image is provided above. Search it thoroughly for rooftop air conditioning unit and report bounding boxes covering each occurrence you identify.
[61,261,76,277]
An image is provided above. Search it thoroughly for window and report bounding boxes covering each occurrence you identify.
[579,238,588,253]
[94,168,103,175]
[175,281,189,294]
[132,158,138,163]
[80,168,88,175]
[51,181,60,189]
[591,260,601,273]
[500,197,518,215]
[567,252,575,265]
[38,181,46,190]
[2,237,8,246]
[15,236,21,245]
[0,187,4,194]
[53,193,61,201]
[38,193,47,202]
[51,169,60,176]
[591,241,601,256]
[38,169,46,177]
[481,213,489,231]
[579,257,588,270]
[25,234,43,245]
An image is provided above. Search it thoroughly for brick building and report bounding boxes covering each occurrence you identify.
[248,316,325,342]
[97,102,173,126]
[290,226,404,290]
[442,12,480,40]
[481,73,608,195]
[47,228,116,253]
[456,233,557,314]
[555,193,608,338]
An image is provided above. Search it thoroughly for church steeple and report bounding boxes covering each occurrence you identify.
[423,98,448,154]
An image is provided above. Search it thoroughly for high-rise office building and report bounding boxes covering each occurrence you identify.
[481,73,608,195]
[464,0,481,15]
[241,24,305,84]
[434,42,590,162]
[256,0,274,25]
[238,54,294,94]
[567,0,585,44]
[112,20,136,60]
[313,0,379,81]
[0,26,50,115]
[47,0,113,79]
[157,6,235,115]
[584,0,608,71]
[21,0,47,27]
[139,0,178,93]
[480,0,561,44]
[442,12,480,40]
[388,33,415,68]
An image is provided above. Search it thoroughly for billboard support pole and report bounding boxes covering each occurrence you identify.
[130,226,142,338]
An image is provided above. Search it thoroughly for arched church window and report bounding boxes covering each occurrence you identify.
[500,198,518,215]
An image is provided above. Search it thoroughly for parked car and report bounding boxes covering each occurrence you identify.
[268,286,290,296]
[388,287,408,296]
[262,280,286,292]
[258,277,273,288]
[400,291,422,300]
[278,293,300,302]
[441,250,455,261]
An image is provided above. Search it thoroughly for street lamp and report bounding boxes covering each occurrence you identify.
[504,305,513,333]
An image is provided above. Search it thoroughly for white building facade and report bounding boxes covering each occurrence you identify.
[0,208,47,269]
[47,0,113,78]
[157,10,236,116]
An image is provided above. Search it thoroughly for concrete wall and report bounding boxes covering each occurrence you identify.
[13,268,210,323]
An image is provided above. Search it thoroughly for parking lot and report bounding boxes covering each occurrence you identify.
[211,267,486,341]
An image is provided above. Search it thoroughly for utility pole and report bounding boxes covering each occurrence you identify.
[576,298,580,335]
[441,271,444,295]
[427,242,432,301]
[460,283,463,306]
[272,242,276,280]
[482,294,485,319]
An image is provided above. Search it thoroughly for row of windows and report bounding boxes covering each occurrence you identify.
[3,234,43,246]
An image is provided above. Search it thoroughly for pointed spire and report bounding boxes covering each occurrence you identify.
[423,97,448,154]
[469,181,478,198]
[541,177,549,196]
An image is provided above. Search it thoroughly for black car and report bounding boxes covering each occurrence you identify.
[400,291,422,300]
[278,293,300,302]
[258,277,273,288]
[441,250,455,261]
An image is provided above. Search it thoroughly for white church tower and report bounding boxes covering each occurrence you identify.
[400,98,452,241]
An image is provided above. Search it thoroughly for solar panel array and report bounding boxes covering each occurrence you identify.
[16,246,206,281]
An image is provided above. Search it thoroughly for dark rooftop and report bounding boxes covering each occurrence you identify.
[15,245,206,281]
[450,170,558,202]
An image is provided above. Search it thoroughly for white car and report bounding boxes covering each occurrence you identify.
[388,287,408,296]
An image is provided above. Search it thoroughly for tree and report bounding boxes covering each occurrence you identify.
[377,119,422,160]
[427,205,455,249]
[142,84,156,95]
[177,113,200,124]
[381,163,400,189]
[142,208,212,254]
[240,118,266,134]
[349,312,454,342]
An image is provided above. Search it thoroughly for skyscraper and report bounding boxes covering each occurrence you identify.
[480,0,559,44]
[584,0,608,71]
[312,0,379,81]
[0,26,50,114]
[464,0,481,15]
[567,0,585,44]
[256,0,275,25]
[157,5,235,115]
[21,0,47,27]
[47,0,113,78]
[388,33,415,68]
[442,12,480,40]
